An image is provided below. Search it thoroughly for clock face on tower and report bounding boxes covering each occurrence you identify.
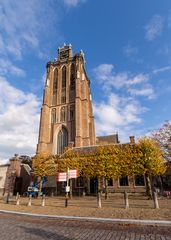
[59,50,69,60]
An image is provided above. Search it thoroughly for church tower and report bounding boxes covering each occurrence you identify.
[37,44,96,155]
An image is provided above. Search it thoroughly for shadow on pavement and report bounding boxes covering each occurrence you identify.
[20,226,73,240]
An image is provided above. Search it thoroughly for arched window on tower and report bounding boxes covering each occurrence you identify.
[61,66,66,103]
[53,68,58,94]
[52,68,58,105]
[70,63,75,90]
[51,108,56,124]
[70,63,75,102]
[60,106,66,122]
[57,127,68,155]
[62,66,66,89]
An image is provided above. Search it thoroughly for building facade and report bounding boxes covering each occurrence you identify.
[2,155,32,196]
[37,44,96,155]
[0,164,9,196]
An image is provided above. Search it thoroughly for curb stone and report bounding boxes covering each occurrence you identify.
[0,209,171,227]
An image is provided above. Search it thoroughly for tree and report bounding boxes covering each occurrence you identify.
[136,137,167,198]
[56,146,123,201]
[32,154,58,193]
[40,138,166,200]
[56,151,80,173]
[152,121,171,161]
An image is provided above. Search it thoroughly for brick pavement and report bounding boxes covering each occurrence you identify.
[0,213,171,240]
[0,195,171,221]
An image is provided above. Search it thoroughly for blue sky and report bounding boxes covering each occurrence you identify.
[0,0,171,162]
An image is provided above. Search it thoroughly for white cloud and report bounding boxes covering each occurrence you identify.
[158,43,171,56]
[152,66,171,74]
[0,59,25,77]
[0,35,5,52]
[0,0,59,59]
[63,0,86,7]
[94,93,147,141]
[42,72,47,84]
[145,15,164,41]
[94,64,114,79]
[123,44,138,57]
[93,64,150,96]
[128,85,155,99]
[127,74,149,85]
[0,77,41,161]
[168,11,171,27]
[93,64,155,141]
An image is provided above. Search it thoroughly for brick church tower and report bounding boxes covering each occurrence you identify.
[37,44,96,155]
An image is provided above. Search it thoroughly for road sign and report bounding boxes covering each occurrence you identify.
[57,172,67,182]
[57,169,78,182]
[69,169,78,179]
[65,186,70,192]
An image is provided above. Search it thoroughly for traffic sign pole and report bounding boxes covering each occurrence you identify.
[65,168,69,207]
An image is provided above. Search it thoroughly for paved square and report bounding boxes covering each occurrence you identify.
[0,213,171,240]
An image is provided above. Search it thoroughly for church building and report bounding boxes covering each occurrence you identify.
[36,44,146,195]
[37,44,96,155]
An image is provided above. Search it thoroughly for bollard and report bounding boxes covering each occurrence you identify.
[16,192,19,200]
[41,194,45,207]
[97,192,102,208]
[28,194,32,206]
[65,194,68,208]
[6,192,10,204]
[153,192,159,209]
[16,194,20,206]
[124,191,129,209]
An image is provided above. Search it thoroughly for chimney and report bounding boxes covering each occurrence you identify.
[129,136,135,144]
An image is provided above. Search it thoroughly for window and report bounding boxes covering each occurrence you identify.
[57,127,68,155]
[62,66,66,88]
[61,89,66,104]
[107,178,113,186]
[70,105,75,121]
[53,68,58,94]
[70,110,74,120]
[69,64,75,102]
[70,63,75,90]
[119,176,129,186]
[60,107,66,122]
[51,108,56,124]
[134,175,145,186]
[76,177,84,188]
[61,67,66,103]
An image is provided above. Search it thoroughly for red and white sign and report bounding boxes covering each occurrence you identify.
[57,169,78,182]
[69,169,78,179]
[57,172,67,182]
